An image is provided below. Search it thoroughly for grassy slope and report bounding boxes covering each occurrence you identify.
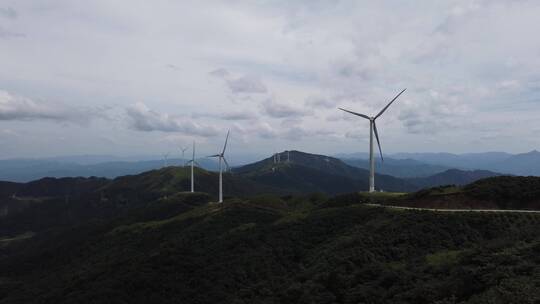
[1,193,539,304]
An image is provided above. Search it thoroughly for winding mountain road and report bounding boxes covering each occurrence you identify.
[365,203,540,213]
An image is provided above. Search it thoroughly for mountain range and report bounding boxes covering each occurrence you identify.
[237,152,501,192]
[2,150,537,184]
[339,150,540,176]
[0,158,220,183]
[0,151,504,222]
[340,157,452,178]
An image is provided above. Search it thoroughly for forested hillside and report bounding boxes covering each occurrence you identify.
[1,192,539,303]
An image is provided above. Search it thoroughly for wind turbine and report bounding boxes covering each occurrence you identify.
[339,88,406,192]
[162,152,170,167]
[208,130,230,203]
[180,146,189,167]
[186,141,201,193]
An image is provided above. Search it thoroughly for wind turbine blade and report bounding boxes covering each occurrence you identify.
[194,161,202,167]
[338,108,371,120]
[223,157,231,171]
[375,88,406,119]
[207,154,220,158]
[222,130,230,155]
[373,122,384,162]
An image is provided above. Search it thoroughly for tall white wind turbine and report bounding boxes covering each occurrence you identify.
[186,141,201,193]
[339,88,406,192]
[208,130,230,203]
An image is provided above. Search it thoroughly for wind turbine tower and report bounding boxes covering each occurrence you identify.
[209,131,230,203]
[186,141,200,192]
[339,88,406,192]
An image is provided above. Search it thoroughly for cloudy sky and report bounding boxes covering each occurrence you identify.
[1,0,540,160]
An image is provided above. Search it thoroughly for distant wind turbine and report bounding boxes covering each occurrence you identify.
[180,146,189,167]
[162,152,170,167]
[208,130,230,203]
[339,88,406,192]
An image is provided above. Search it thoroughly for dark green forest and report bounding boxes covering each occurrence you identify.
[1,186,539,303]
[386,176,540,210]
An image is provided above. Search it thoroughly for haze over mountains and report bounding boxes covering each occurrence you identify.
[338,150,540,176]
[1,150,537,189]
[0,157,220,183]
[0,151,509,201]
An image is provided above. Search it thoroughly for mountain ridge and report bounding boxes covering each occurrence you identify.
[235,151,416,193]
[407,169,503,188]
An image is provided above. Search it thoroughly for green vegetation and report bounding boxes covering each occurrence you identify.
[1,170,540,303]
[464,176,540,205]
[1,189,539,303]
[368,177,540,210]
[425,249,464,267]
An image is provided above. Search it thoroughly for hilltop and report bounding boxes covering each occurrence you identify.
[235,151,416,193]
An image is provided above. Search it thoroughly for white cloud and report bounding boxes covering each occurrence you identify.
[305,96,336,109]
[125,102,219,137]
[0,7,17,19]
[227,75,267,94]
[192,110,258,121]
[232,121,278,140]
[219,111,258,121]
[0,90,103,123]
[261,98,311,118]
[210,68,267,94]
[0,26,24,39]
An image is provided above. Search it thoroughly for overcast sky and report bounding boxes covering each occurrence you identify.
[1,0,540,159]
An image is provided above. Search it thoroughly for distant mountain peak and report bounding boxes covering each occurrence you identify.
[511,150,540,158]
